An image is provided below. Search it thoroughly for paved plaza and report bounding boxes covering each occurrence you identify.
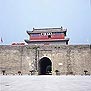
[0,75,91,91]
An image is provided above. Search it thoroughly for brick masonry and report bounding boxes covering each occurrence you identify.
[0,45,91,75]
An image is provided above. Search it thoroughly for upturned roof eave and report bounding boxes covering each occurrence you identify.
[24,38,69,43]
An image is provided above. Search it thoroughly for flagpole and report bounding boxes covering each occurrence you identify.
[0,37,3,44]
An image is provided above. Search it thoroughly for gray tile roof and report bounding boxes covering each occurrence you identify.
[25,38,69,43]
[27,27,67,34]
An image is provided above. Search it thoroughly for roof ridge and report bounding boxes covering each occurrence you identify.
[34,28,62,30]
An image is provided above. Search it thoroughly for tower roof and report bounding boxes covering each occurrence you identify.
[27,27,67,35]
[25,38,69,44]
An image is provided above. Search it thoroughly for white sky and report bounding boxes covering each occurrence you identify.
[0,0,91,45]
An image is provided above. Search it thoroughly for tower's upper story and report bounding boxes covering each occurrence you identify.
[25,27,69,45]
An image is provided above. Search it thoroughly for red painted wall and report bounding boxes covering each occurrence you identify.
[30,34,64,40]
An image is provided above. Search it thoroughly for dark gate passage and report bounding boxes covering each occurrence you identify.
[38,57,52,75]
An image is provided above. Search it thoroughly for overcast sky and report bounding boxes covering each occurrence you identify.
[0,0,91,45]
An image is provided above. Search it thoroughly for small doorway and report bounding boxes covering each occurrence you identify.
[38,57,52,75]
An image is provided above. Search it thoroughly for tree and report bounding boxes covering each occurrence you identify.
[2,70,5,75]
[55,70,59,75]
[18,71,21,75]
[84,70,88,75]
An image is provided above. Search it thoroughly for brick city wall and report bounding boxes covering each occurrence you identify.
[0,45,91,75]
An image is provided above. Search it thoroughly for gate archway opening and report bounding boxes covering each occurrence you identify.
[38,57,52,75]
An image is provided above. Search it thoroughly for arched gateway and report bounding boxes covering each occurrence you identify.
[38,57,52,75]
